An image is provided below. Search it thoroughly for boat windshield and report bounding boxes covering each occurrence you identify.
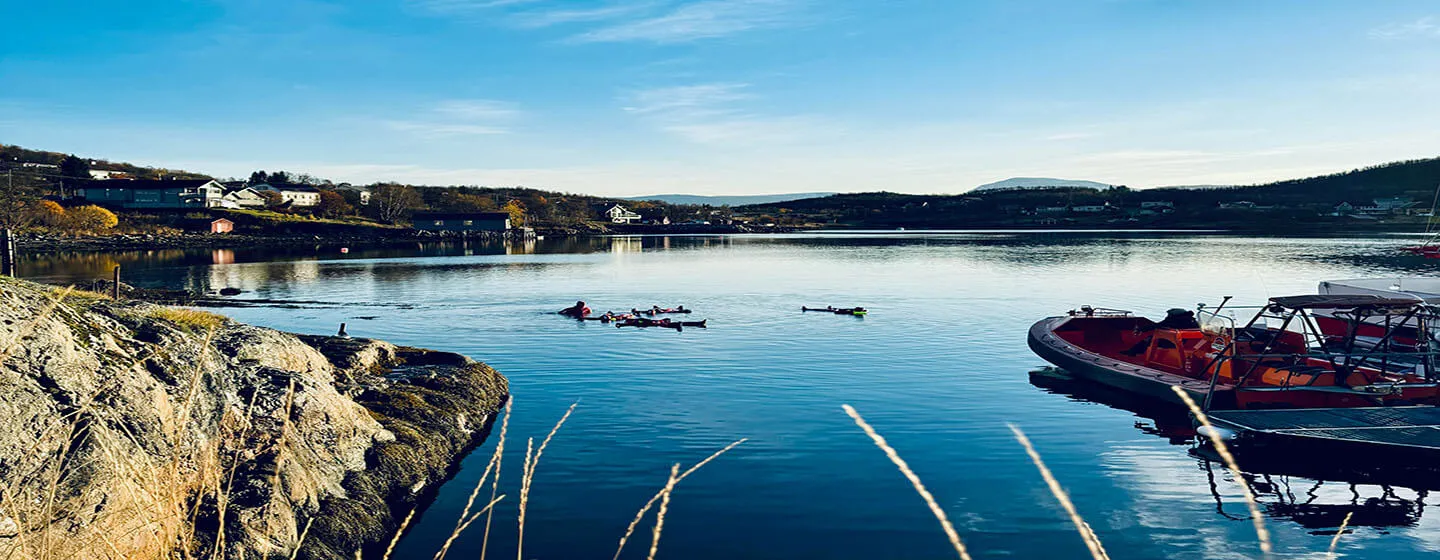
[1197,309,1234,337]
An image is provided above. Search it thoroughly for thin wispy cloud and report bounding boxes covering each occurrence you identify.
[411,0,810,43]
[384,121,510,137]
[385,98,522,137]
[572,0,807,43]
[409,0,542,14]
[664,116,831,144]
[1044,132,1098,142]
[1369,16,1440,39]
[508,3,657,28]
[623,82,834,144]
[433,99,522,120]
[623,82,754,114]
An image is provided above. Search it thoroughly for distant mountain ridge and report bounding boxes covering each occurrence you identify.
[623,192,837,206]
[970,177,1114,192]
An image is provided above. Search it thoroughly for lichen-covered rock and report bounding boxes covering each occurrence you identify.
[0,277,508,559]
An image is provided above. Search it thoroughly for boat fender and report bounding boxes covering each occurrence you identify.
[1196,426,1237,441]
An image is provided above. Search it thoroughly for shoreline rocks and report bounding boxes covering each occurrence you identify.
[0,276,508,559]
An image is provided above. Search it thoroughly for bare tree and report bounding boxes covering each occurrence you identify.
[371,183,423,223]
[0,171,41,231]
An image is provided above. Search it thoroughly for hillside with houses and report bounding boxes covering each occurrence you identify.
[0,144,759,238]
[736,157,1440,231]
[4,142,1439,237]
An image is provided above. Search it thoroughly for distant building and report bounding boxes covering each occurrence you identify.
[20,162,58,170]
[606,204,642,224]
[88,169,131,180]
[1371,196,1417,211]
[1071,205,1107,213]
[1218,201,1273,210]
[77,179,224,209]
[411,212,511,232]
[210,218,235,234]
[1035,206,1068,214]
[221,187,268,209]
[333,183,371,205]
[252,184,321,207]
[1354,197,1421,215]
[1139,201,1174,209]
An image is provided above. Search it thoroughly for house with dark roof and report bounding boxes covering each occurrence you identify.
[252,183,321,207]
[411,212,511,232]
[77,179,224,209]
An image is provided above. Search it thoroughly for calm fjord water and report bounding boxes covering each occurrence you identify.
[24,233,1440,559]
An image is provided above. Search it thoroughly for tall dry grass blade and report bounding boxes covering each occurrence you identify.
[842,404,972,560]
[612,438,747,560]
[516,402,576,560]
[289,517,315,560]
[645,464,681,560]
[433,495,506,560]
[480,398,512,560]
[172,326,217,558]
[270,376,298,502]
[1326,511,1354,559]
[213,389,262,559]
[1007,424,1109,560]
[433,454,500,560]
[516,437,535,560]
[381,507,417,560]
[1171,386,1272,557]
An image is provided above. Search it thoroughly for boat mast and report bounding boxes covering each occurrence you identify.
[1424,182,1440,246]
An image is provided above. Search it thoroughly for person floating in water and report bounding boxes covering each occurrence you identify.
[559,300,591,318]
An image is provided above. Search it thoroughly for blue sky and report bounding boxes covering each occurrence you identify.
[2,0,1439,195]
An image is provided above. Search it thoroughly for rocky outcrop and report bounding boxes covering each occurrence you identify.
[0,276,508,559]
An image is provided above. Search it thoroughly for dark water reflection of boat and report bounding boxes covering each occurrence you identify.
[1030,367,1437,533]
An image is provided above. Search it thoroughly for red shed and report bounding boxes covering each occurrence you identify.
[210,218,234,234]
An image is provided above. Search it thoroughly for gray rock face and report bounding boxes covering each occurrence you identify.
[0,277,508,559]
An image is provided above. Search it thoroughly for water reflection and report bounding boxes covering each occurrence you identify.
[1030,368,1440,537]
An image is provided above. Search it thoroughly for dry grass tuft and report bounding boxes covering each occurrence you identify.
[613,438,747,560]
[149,307,227,333]
[480,399,513,560]
[1008,424,1109,560]
[1171,386,1272,558]
[1327,511,1354,559]
[289,518,315,560]
[434,406,511,560]
[646,464,681,560]
[52,286,109,302]
[381,507,417,560]
[516,402,576,560]
[842,404,972,560]
[0,317,226,560]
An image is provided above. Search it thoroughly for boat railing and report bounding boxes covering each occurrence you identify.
[1231,351,1440,360]
[1066,305,1131,317]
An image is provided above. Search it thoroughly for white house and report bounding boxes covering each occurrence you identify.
[222,187,268,209]
[88,169,130,180]
[253,183,321,207]
[606,204,642,224]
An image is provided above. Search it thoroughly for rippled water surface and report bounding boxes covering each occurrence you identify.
[24,232,1440,559]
